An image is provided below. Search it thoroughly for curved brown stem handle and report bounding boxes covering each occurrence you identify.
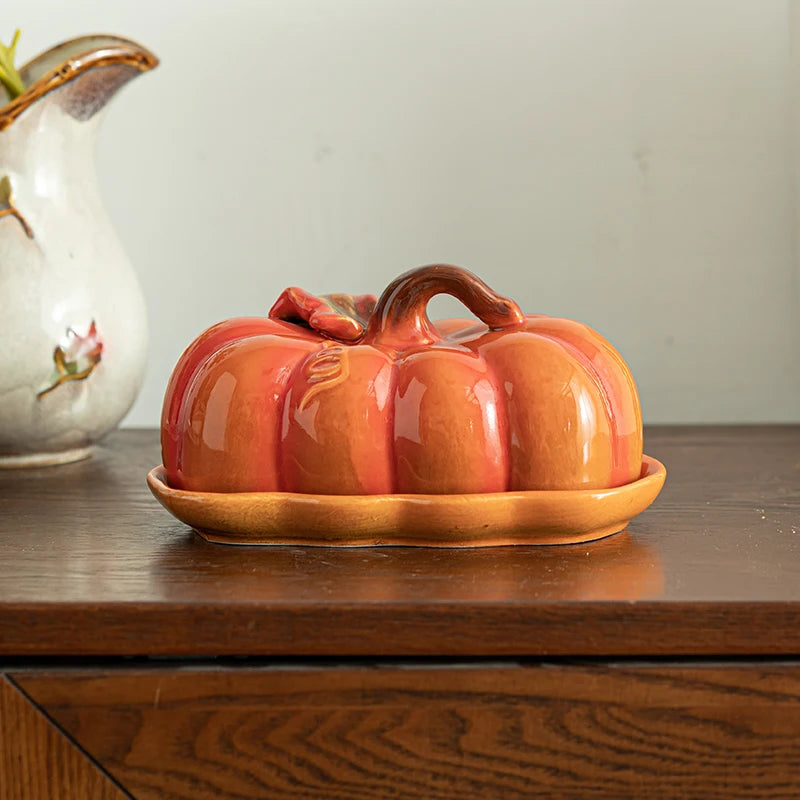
[363,265,525,349]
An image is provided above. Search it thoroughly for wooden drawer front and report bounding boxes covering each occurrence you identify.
[9,662,800,800]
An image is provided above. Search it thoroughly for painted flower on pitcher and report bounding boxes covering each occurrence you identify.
[0,175,33,238]
[38,320,103,398]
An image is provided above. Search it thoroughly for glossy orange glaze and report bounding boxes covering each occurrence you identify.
[394,348,509,493]
[161,266,643,494]
[281,345,395,494]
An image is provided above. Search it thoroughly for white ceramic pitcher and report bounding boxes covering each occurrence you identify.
[0,36,158,466]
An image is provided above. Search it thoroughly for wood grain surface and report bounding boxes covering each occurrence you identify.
[14,663,800,800]
[0,676,127,799]
[0,427,799,656]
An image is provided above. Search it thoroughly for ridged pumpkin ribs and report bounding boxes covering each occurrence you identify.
[162,265,642,495]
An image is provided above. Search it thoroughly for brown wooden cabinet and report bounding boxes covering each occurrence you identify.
[1,427,799,798]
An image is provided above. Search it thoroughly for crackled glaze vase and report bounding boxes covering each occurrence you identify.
[162,264,644,495]
[0,36,158,466]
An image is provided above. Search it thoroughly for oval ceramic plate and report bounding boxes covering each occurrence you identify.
[147,456,665,547]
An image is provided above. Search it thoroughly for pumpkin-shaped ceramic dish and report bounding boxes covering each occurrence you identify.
[148,265,665,546]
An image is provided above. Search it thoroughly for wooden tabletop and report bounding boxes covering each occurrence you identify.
[0,427,798,658]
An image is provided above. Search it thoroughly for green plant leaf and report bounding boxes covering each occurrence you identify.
[0,29,26,100]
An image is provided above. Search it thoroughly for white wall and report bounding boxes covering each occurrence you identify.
[16,0,800,424]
